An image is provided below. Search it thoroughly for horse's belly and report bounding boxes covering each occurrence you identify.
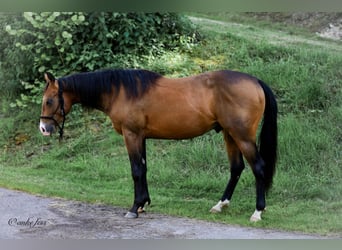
[144,114,214,139]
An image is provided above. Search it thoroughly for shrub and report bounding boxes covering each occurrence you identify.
[1,12,199,107]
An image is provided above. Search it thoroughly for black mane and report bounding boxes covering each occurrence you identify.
[58,69,162,108]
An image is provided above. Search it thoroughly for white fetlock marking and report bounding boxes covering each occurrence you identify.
[138,201,149,213]
[137,206,145,213]
[210,199,230,213]
[250,210,262,222]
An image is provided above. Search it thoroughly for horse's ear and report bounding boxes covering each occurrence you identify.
[44,72,55,83]
[44,72,58,89]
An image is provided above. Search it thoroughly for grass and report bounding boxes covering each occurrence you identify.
[0,14,341,237]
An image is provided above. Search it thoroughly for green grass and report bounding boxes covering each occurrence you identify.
[0,14,341,237]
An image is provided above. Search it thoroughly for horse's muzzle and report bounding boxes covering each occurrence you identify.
[39,121,55,136]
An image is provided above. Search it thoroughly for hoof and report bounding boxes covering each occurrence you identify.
[210,199,230,213]
[124,211,138,219]
[250,210,262,222]
[210,208,220,213]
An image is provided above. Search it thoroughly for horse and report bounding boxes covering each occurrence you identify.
[39,69,277,222]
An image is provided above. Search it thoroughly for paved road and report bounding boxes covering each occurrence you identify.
[0,188,335,239]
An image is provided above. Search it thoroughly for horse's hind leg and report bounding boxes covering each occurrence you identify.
[237,140,266,222]
[210,131,245,213]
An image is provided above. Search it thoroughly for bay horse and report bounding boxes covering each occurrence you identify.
[39,69,277,221]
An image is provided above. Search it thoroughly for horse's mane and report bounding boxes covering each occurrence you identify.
[58,69,162,108]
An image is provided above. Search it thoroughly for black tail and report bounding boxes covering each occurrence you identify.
[258,80,278,192]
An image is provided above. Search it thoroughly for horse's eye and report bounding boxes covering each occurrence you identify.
[46,99,53,106]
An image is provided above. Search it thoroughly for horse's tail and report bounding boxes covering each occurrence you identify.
[258,79,278,192]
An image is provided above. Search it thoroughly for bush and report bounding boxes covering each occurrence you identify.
[1,12,199,107]
[0,13,27,97]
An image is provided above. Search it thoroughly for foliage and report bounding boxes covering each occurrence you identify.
[0,13,26,98]
[1,12,199,107]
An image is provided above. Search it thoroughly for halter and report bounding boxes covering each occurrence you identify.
[40,81,66,141]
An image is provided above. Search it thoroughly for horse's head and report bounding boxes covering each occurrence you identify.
[39,72,68,138]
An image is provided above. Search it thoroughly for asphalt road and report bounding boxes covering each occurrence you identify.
[0,188,335,239]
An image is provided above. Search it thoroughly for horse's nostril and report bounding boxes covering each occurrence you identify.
[41,126,46,133]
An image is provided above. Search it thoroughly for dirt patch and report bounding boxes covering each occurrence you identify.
[0,188,338,239]
[318,23,342,40]
[245,12,342,40]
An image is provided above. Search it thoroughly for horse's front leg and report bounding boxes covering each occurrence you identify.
[123,130,151,218]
